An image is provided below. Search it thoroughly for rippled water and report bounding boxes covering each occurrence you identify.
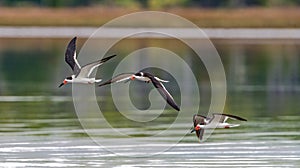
[0,115,299,167]
[0,38,300,167]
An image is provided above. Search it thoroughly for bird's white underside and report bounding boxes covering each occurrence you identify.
[66,77,102,84]
[197,123,240,129]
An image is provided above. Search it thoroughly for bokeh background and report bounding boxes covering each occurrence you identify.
[0,0,299,167]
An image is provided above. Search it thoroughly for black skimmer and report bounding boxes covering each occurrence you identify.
[99,72,180,111]
[59,37,116,88]
[191,113,247,141]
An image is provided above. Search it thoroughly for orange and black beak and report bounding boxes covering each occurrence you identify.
[191,125,200,133]
[130,75,135,80]
[190,127,195,133]
[58,80,67,88]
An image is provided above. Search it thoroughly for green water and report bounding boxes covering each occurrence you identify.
[0,38,299,167]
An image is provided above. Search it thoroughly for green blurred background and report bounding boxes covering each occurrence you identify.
[0,1,299,167]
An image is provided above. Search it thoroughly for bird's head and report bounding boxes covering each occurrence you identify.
[134,72,144,77]
[130,72,144,80]
[132,72,144,80]
[190,125,201,133]
[58,76,72,88]
[130,75,135,81]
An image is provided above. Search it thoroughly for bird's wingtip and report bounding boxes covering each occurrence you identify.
[101,54,117,62]
[71,36,77,42]
[108,54,117,58]
[175,105,180,111]
[98,83,109,87]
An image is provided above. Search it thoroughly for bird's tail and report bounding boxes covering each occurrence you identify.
[154,77,169,83]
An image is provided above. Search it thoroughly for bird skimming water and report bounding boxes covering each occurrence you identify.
[191,113,247,141]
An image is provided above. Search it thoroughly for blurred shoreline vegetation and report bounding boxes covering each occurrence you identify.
[1,0,300,27]
[2,0,300,9]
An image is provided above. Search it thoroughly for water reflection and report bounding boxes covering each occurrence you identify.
[0,38,299,166]
[0,38,299,120]
[0,38,299,118]
[222,41,300,91]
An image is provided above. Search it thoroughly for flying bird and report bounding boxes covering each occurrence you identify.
[191,113,247,141]
[99,71,180,111]
[59,37,116,87]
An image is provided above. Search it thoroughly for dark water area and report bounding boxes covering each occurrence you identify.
[0,38,299,167]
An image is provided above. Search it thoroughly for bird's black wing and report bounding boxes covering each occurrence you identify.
[193,114,206,127]
[144,72,180,111]
[65,37,81,74]
[212,113,247,123]
[198,129,205,141]
[76,54,116,78]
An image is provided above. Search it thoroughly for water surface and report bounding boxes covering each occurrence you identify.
[0,38,299,167]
